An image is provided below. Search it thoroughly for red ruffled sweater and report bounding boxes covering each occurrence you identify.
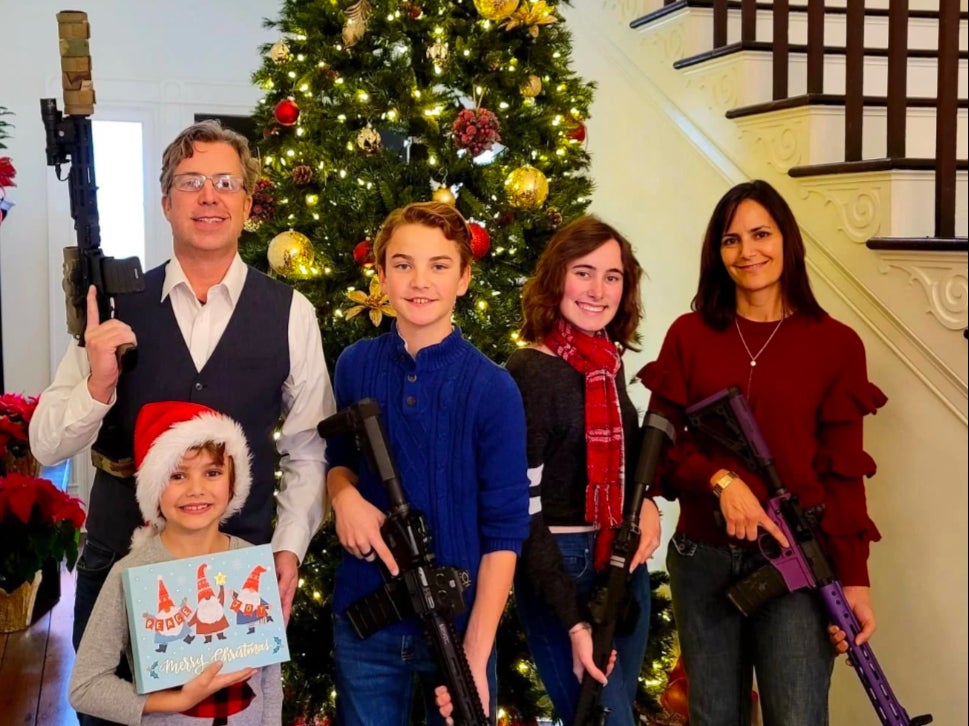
[639,311,886,586]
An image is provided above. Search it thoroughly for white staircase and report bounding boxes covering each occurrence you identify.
[586,0,968,421]
[565,2,968,725]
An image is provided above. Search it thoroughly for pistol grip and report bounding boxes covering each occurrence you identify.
[117,343,138,372]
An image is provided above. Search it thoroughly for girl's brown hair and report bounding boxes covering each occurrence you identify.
[520,215,643,350]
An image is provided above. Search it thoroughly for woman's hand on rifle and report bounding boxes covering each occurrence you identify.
[568,621,616,685]
[713,470,789,548]
[828,585,877,657]
[630,497,662,571]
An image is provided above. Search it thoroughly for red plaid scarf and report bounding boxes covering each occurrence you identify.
[545,318,624,570]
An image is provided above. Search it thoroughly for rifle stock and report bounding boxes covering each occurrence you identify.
[317,399,489,726]
[686,387,932,726]
[573,412,675,726]
[41,11,143,370]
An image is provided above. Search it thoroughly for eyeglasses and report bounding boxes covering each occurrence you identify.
[171,173,246,193]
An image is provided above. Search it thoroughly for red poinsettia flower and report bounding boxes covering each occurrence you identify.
[0,472,39,523]
[0,156,15,189]
[0,471,86,593]
[0,392,38,457]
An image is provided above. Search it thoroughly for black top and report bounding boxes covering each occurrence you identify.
[506,348,640,628]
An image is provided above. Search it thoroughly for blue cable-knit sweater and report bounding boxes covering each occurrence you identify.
[328,325,530,635]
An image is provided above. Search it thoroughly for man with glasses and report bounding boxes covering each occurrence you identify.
[30,120,334,726]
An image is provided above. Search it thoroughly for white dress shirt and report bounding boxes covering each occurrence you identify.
[29,254,336,562]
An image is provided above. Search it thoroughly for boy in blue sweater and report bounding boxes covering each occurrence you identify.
[325,201,530,725]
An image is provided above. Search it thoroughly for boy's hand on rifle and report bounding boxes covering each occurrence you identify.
[568,621,615,685]
[329,471,398,575]
[631,497,662,571]
[84,285,136,403]
[434,684,455,725]
[717,475,790,549]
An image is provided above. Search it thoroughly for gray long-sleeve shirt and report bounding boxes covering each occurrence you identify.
[69,534,283,726]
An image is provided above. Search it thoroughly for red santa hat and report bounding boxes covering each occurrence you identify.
[242,565,267,593]
[157,576,174,612]
[196,563,216,601]
[132,401,251,543]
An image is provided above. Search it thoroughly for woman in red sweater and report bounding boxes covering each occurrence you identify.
[639,180,886,725]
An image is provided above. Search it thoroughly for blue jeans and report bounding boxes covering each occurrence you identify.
[333,612,497,726]
[73,537,129,726]
[667,532,834,726]
[515,531,651,726]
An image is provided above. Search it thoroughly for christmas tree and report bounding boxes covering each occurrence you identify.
[243,1,678,722]
[243,0,594,367]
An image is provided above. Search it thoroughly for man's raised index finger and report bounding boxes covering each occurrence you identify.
[85,285,100,329]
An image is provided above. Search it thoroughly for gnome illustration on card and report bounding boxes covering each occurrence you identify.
[231,564,275,634]
[141,575,192,653]
[185,562,230,644]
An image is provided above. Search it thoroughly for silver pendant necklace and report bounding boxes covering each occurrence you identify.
[735,316,784,395]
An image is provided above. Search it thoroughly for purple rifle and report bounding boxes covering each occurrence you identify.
[685,386,932,726]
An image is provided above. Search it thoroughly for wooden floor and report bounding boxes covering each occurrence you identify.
[0,565,78,726]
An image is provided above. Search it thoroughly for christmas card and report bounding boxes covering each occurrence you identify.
[121,543,290,694]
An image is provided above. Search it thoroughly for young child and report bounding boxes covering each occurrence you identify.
[69,401,283,725]
[325,201,530,725]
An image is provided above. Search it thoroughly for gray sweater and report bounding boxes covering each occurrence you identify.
[69,535,283,726]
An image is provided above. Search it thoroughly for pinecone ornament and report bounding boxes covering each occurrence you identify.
[546,207,563,229]
[250,178,277,223]
[291,165,314,186]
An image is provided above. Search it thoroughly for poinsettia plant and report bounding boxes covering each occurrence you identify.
[0,392,38,459]
[0,472,86,593]
[0,105,15,225]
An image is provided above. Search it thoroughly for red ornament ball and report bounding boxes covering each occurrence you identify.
[274,98,301,126]
[567,121,587,143]
[468,222,491,260]
[353,238,375,267]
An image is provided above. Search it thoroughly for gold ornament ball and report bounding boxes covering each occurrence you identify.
[520,74,542,98]
[269,41,291,63]
[267,230,316,278]
[504,166,549,209]
[432,187,457,206]
[473,0,520,21]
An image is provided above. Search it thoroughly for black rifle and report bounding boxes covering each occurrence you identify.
[686,386,932,726]
[40,11,143,370]
[318,399,489,726]
[573,411,676,726]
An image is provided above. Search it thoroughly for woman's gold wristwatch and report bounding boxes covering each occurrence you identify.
[712,470,738,498]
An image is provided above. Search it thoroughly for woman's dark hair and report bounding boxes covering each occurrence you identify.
[521,215,643,350]
[692,179,824,329]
